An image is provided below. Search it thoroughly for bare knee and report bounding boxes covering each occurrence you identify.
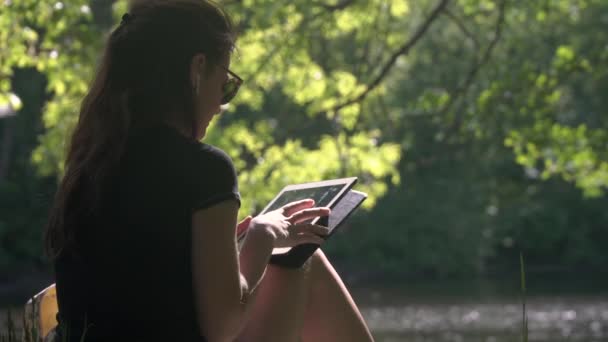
[310,248,328,266]
[290,248,327,274]
[308,249,335,288]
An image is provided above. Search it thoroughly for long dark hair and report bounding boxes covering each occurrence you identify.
[45,0,235,259]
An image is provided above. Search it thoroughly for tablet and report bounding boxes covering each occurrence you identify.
[268,188,368,268]
[327,189,368,234]
[258,177,358,220]
[238,177,363,268]
[237,177,357,242]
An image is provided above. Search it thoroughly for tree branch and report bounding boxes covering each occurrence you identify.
[444,8,480,51]
[353,1,385,80]
[246,43,283,83]
[317,0,451,116]
[440,0,507,133]
[312,0,355,12]
[245,7,330,84]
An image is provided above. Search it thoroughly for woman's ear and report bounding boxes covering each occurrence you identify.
[190,53,207,90]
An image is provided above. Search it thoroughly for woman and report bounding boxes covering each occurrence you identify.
[45,0,374,341]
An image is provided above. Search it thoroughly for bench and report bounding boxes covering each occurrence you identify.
[24,284,58,341]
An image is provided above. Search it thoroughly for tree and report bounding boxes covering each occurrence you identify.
[1,0,607,276]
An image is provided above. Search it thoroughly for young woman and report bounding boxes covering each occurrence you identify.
[45,0,374,341]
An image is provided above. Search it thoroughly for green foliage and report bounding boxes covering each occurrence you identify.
[1,0,607,277]
[321,0,608,276]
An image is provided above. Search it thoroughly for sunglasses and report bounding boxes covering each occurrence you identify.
[218,65,243,105]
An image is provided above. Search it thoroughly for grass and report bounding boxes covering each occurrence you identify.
[520,252,529,342]
[0,308,91,342]
[0,305,38,342]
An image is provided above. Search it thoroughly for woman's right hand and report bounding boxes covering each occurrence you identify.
[249,199,331,248]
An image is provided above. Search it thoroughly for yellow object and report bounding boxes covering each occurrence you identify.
[24,283,58,340]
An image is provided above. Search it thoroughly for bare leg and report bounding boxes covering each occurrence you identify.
[301,250,374,342]
[236,263,312,342]
[236,250,373,342]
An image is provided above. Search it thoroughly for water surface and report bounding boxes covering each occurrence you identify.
[353,274,608,341]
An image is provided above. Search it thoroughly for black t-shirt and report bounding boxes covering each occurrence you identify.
[53,122,241,341]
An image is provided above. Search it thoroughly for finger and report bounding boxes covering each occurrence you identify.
[236,216,253,236]
[294,233,326,246]
[290,223,331,236]
[288,207,331,224]
[238,215,252,225]
[281,199,315,216]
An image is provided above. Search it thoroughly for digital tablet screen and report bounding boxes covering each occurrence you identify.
[269,189,367,261]
[261,184,346,214]
[238,178,357,247]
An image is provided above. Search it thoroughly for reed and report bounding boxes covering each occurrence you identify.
[520,252,529,342]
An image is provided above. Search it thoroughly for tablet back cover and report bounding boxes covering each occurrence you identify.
[269,190,367,268]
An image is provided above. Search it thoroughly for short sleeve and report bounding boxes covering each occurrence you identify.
[188,143,241,212]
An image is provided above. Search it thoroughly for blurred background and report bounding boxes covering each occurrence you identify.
[1,0,607,340]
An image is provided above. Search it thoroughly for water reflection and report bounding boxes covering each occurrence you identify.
[1,274,607,341]
[360,296,608,341]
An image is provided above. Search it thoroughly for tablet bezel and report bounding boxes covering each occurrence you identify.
[258,177,358,221]
[268,188,367,266]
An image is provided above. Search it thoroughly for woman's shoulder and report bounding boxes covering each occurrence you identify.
[194,142,235,168]
[124,122,238,194]
[128,122,233,165]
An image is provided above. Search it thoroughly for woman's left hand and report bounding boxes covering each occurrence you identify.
[236,215,253,236]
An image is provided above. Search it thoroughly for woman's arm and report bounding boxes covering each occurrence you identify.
[191,199,275,342]
[236,219,275,315]
[191,198,330,341]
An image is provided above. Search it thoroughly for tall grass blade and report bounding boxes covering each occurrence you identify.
[6,310,16,342]
[520,252,529,342]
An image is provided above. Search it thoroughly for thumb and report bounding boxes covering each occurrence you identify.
[240,215,253,224]
[237,216,253,235]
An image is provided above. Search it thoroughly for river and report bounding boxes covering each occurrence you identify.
[352,274,608,341]
[1,274,607,340]
[359,294,608,341]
